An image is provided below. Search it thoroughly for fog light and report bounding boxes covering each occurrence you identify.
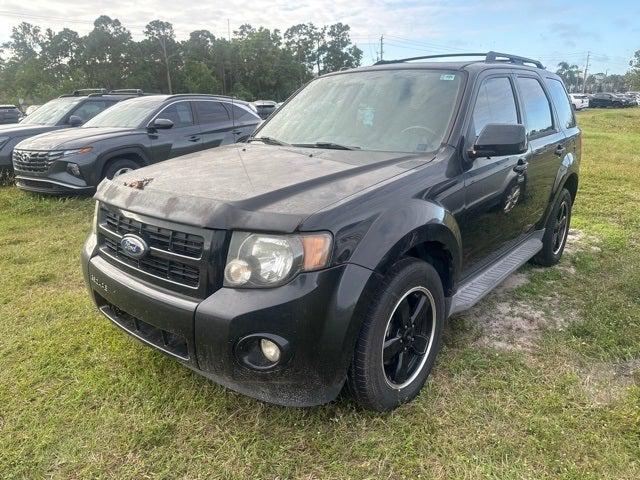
[260,339,281,363]
[67,162,81,177]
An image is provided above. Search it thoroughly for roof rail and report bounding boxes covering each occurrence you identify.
[374,51,544,69]
[109,89,145,96]
[166,93,236,100]
[485,51,544,69]
[59,88,109,98]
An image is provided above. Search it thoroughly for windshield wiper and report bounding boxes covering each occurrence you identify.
[248,136,289,146]
[293,142,360,150]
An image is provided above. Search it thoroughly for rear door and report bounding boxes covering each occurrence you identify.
[544,77,580,170]
[228,103,261,140]
[460,73,532,275]
[193,100,235,151]
[150,101,202,161]
[513,75,567,227]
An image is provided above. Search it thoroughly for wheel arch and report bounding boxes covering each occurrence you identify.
[346,200,463,297]
[98,147,150,180]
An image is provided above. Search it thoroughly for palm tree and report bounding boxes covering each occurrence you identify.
[556,62,582,92]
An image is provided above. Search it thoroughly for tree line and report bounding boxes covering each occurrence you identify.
[0,16,363,105]
[556,52,640,93]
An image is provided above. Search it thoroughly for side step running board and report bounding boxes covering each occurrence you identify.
[449,230,544,315]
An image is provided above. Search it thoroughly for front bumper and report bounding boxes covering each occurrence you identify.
[82,234,378,406]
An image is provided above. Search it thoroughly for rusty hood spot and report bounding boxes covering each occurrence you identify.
[124,178,153,190]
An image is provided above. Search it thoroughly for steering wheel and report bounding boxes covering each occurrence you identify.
[401,125,439,138]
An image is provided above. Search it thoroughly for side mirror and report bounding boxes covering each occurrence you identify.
[68,115,83,127]
[148,118,174,130]
[469,123,527,159]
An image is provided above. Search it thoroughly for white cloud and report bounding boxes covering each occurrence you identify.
[0,0,462,44]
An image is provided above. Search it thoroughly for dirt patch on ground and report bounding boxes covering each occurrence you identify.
[461,295,571,353]
[453,268,574,355]
[565,228,601,255]
[576,359,640,405]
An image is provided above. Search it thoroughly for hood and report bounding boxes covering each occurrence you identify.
[96,143,434,232]
[15,127,133,150]
[0,123,58,139]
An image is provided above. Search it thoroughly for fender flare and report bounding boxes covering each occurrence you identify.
[346,199,463,292]
[94,146,151,183]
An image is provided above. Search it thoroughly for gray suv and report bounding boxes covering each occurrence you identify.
[0,89,140,174]
[13,94,261,194]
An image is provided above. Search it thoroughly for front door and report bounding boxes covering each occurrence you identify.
[459,74,532,276]
[149,101,202,162]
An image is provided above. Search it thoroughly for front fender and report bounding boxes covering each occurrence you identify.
[346,199,462,289]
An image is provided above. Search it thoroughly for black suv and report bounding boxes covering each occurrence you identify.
[589,93,627,108]
[13,94,261,194]
[0,105,23,125]
[0,89,141,174]
[82,52,580,411]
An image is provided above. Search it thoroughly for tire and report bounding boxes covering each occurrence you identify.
[103,158,139,180]
[347,257,445,412]
[531,188,572,267]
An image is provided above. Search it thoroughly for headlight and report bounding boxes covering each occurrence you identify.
[223,232,332,288]
[61,146,93,158]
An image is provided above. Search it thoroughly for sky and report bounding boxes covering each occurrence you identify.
[0,0,638,74]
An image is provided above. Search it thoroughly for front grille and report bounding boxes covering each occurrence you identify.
[103,207,204,258]
[97,205,210,292]
[13,150,63,173]
[103,236,200,287]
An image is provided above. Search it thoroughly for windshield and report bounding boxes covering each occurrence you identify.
[20,97,81,126]
[257,69,464,153]
[83,97,164,128]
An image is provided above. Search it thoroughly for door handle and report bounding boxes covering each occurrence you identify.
[513,158,528,173]
[554,144,566,156]
[188,135,201,142]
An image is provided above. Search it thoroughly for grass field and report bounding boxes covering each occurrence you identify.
[1,108,639,479]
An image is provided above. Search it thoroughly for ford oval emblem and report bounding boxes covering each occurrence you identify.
[120,234,149,259]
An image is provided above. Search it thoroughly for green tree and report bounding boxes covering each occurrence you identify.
[144,20,178,94]
[556,62,582,92]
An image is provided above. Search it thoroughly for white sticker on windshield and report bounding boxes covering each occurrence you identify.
[440,74,456,81]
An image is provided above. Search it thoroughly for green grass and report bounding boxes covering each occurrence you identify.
[1,109,639,479]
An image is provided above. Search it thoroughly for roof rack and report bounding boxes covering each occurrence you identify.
[374,51,545,69]
[109,89,145,96]
[59,88,108,98]
[166,93,236,100]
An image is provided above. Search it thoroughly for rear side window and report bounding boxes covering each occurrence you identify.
[194,101,229,125]
[517,77,554,137]
[545,78,575,129]
[158,102,194,128]
[72,100,112,122]
[230,104,259,123]
[472,77,519,137]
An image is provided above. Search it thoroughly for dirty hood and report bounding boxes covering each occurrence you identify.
[96,143,433,232]
[16,127,133,150]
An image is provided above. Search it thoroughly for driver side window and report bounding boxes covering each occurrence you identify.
[472,77,519,137]
[157,102,194,128]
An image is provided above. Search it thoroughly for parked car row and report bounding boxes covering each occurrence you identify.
[569,92,640,110]
[1,89,262,193]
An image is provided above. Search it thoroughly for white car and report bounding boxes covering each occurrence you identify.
[569,94,589,110]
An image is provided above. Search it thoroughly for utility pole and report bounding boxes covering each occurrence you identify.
[158,37,173,94]
[227,19,231,42]
[582,51,590,94]
[379,35,384,62]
